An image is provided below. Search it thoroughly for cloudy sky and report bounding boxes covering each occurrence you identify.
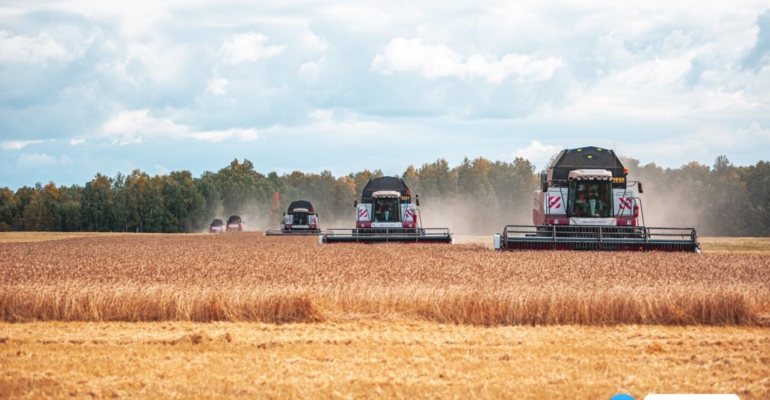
[1,0,769,189]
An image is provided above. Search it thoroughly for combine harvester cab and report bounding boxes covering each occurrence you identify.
[323,176,453,244]
[495,146,700,252]
[265,200,321,236]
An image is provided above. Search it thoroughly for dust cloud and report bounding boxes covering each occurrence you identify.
[415,176,705,235]
[280,199,528,235]
[199,201,274,233]
[203,177,705,236]
[236,202,356,232]
[631,177,704,233]
[418,198,532,236]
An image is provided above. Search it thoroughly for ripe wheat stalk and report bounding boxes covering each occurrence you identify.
[1,233,767,325]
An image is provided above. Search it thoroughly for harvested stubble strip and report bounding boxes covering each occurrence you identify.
[0,284,762,325]
[0,285,322,323]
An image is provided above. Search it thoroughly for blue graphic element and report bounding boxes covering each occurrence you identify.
[611,395,635,400]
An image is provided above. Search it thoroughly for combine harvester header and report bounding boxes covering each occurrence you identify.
[323,176,452,244]
[495,146,700,252]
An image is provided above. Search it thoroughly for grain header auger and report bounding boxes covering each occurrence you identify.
[322,176,453,244]
[264,200,321,236]
[494,146,701,252]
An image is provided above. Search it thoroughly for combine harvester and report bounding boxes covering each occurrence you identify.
[265,200,321,236]
[495,146,700,252]
[323,176,453,244]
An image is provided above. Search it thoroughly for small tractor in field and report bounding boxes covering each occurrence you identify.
[495,146,700,252]
[323,176,452,244]
[265,200,321,236]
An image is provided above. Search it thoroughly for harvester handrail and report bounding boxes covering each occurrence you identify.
[634,196,647,228]
[416,208,424,230]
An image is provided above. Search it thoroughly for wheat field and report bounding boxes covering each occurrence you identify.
[1,232,769,399]
[1,232,768,325]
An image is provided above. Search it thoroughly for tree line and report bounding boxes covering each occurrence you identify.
[0,156,768,236]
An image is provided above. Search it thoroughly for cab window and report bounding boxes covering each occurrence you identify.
[293,212,308,225]
[373,198,400,222]
[569,180,613,218]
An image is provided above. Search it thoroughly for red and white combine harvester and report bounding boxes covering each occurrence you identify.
[265,200,321,236]
[495,146,700,252]
[323,176,452,244]
[226,215,243,232]
[209,218,225,234]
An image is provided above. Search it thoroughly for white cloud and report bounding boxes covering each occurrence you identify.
[372,37,563,83]
[297,60,320,79]
[298,31,328,54]
[1,139,48,150]
[103,110,188,145]
[17,152,59,168]
[218,32,286,65]
[192,128,258,142]
[0,31,73,64]
[125,39,189,84]
[513,140,563,167]
[101,110,258,144]
[622,122,770,164]
[308,109,334,121]
[3,0,770,191]
[305,109,388,139]
[154,164,170,175]
[206,71,228,95]
[701,88,759,112]
[59,155,73,165]
[544,24,770,122]
[703,121,770,149]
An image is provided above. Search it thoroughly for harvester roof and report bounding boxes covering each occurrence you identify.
[548,146,626,184]
[361,177,410,203]
[287,200,314,214]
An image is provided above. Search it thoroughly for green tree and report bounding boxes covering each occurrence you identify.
[415,159,455,200]
[162,171,206,232]
[454,157,499,233]
[195,172,224,226]
[488,158,536,224]
[737,160,770,235]
[706,156,754,236]
[80,174,116,231]
[0,188,17,231]
[217,159,260,216]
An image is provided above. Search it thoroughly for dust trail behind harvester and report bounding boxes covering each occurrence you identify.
[624,165,707,236]
[418,199,533,236]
